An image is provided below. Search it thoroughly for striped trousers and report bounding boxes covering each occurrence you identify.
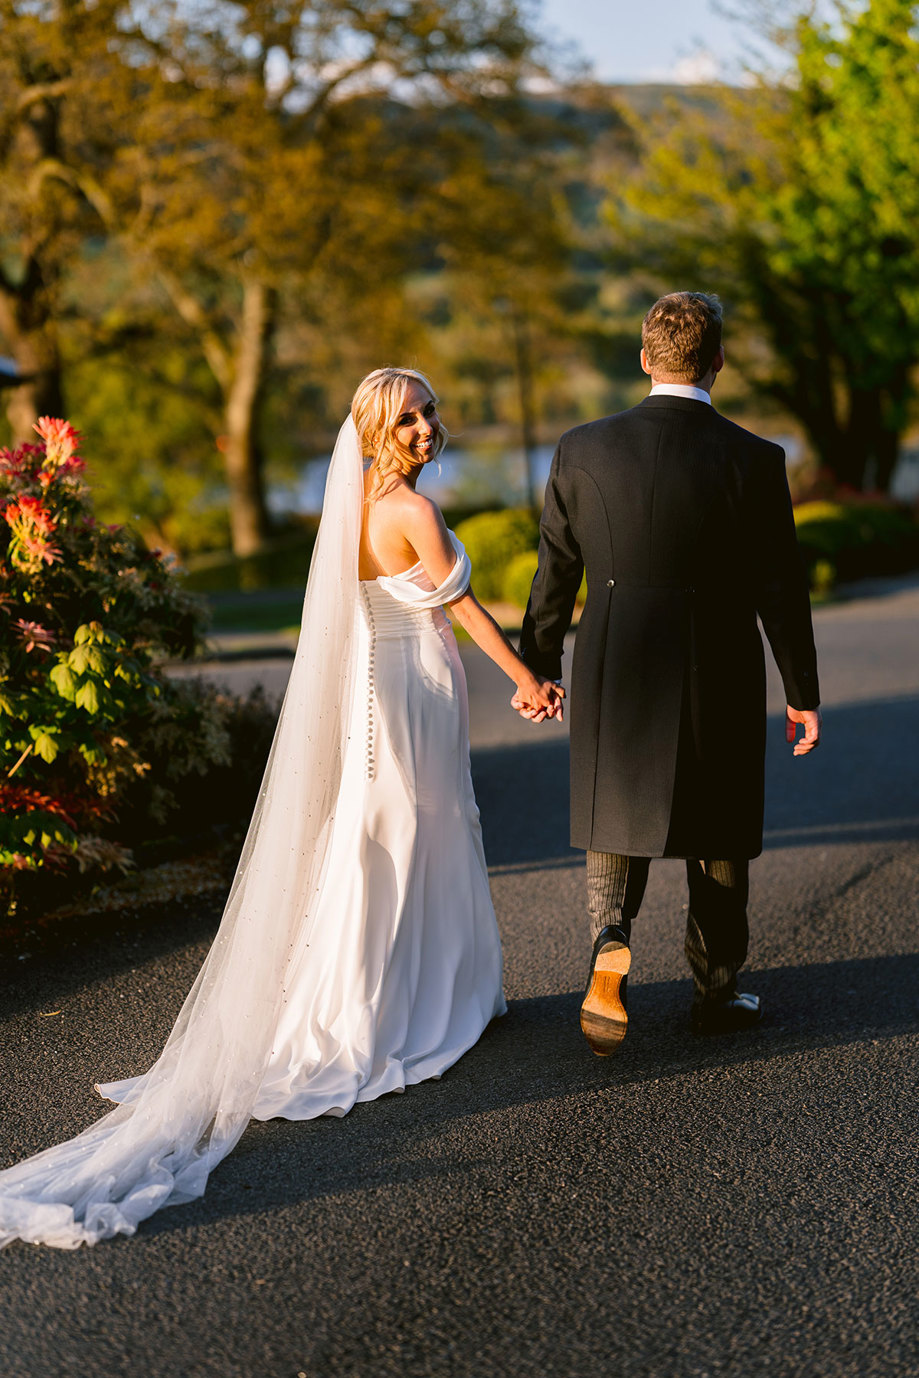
[585,851,750,999]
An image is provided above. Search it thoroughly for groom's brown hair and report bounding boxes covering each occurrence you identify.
[641,291,723,382]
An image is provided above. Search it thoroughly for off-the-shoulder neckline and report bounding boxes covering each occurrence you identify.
[360,556,423,584]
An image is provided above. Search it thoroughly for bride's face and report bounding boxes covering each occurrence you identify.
[393,381,440,465]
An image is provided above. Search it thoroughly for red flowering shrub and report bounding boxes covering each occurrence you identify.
[0,419,229,912]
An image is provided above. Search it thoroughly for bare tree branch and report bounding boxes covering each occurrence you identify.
[16,80,71,113]
[156,268,232,391]
[26,156,114,224]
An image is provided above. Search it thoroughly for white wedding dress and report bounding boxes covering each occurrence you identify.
[0,418,505,1249]
[246,546,505,1119]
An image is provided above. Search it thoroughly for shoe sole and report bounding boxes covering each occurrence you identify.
[580,947,631,1056]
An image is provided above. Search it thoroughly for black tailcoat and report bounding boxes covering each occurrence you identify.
[520,396,820,858]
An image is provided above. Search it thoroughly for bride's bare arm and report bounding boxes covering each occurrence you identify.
[448,590,564,719]
[402,499,563,716]
[393,492,563,717]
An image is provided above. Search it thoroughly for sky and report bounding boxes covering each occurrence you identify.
[534,0,764,83]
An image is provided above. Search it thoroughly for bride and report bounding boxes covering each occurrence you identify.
[0,366,563,1249]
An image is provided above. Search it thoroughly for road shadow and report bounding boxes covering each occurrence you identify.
[472,739,575,868]
[0,735,573,1015]
[0,894,226,1021]
[133,947,919,1242]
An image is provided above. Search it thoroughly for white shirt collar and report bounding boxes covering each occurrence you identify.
[649,383,712,405]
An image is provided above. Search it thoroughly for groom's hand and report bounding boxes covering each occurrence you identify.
[785,705,821,755]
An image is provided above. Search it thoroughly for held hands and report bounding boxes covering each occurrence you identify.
[510,675,565,724]
[786,705,822,756]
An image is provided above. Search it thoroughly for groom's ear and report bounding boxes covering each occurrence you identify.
[712,346,725,375]
[640,348,652,377]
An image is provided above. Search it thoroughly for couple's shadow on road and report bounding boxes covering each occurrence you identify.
[140,947,919,1241]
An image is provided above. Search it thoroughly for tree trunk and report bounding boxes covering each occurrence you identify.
[0,301,64,442]
[222,278,277,558]
[838,384,900,493]
[757,279,849,489]
[0,82,67,442]
[781,371,844,492]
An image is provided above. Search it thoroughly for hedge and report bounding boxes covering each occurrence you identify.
[794,500,919,591]
[454,508,540,601]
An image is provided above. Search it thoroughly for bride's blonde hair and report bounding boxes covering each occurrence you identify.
[351,367,449,503]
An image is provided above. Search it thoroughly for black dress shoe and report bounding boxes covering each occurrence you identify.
[580,925,631,1056]
[691,990,762,1035]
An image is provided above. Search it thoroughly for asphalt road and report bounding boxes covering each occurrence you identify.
[2,578,918,1378]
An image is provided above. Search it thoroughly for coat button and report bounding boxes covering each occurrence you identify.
[607,579,616,588]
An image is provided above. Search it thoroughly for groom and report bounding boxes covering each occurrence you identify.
[518,291,821,1054]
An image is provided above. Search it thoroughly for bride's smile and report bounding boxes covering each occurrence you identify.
[394,380,441,466]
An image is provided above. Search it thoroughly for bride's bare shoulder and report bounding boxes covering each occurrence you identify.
[375,482,445,536]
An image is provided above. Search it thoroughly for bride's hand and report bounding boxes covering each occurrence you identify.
[511,674,564,724]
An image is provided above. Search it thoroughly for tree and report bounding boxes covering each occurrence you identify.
[0,0,124,441]
[607,0,919,493]
[102,0,544,555]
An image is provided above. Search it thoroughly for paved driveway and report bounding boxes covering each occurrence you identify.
[1,579,917,1378]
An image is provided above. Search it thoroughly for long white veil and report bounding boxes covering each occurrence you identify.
[0,415,364,1249]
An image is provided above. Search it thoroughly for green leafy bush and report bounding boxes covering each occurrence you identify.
[454,508,540,600]
[501,549,588,610]
[794,499,919,591]
[502,550,540,609]
[130,681,279,863]
[0,419,234,912]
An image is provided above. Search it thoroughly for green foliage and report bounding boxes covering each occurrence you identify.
[794,499,919,590]
[127,681,278,863]
[502,549,539,609]
[0,419,228,906]
[501,547,587,608]
[608,0,919,493]
[0,0,129,439]
[0,784,79,872]
[91,0,556,556]
[68,334,228,557]
[455,507,540,600]
[488,495,919,608]
[2,0,600,559]
[182,525,318,594]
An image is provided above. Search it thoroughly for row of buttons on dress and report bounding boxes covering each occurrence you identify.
[359,586,376,781]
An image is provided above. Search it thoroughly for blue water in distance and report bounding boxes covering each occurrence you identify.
[267,443,558,516]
